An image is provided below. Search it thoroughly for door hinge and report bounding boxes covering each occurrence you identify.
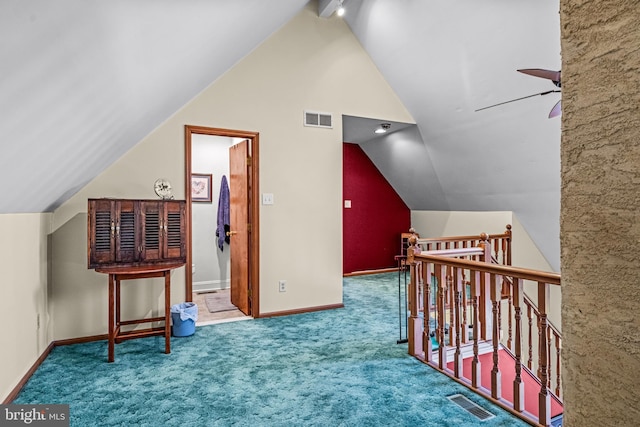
[246,156,252,167]
[247,223,252,233]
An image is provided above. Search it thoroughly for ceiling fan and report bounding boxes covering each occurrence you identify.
[476,68,561,118]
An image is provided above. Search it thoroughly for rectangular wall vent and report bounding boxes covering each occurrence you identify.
[304,110,333,128]
[447,394,495,421]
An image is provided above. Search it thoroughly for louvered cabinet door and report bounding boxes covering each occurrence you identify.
[115,200,138,264]
[88,198,186,269]
[140,201,163,262]
[163,201,186,260]
[88,199,116,268]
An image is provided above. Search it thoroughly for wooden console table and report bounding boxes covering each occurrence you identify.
[95,262,185,362]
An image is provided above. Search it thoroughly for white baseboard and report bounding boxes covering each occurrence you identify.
[193,279,230,293]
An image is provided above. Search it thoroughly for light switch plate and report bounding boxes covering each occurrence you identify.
[344,200,352,208]
[262,193,274,205]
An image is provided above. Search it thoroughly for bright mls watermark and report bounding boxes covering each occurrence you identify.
[1,405,69,426]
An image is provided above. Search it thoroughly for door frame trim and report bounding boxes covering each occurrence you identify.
[184,125,260,317]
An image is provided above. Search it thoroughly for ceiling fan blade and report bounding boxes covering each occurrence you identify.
[517,68,561,82]
[475,90,560,112]
[518,68,561,88]
[549,100,562,118]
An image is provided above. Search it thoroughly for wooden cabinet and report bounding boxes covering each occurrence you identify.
[88,198,186,269]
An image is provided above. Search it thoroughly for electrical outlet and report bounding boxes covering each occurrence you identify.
[279,280,286,292]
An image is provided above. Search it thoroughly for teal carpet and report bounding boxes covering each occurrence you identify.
[14,273,529,426]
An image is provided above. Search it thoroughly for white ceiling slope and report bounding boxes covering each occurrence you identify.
[342,115,449,210]
[0,0,561,270]
[0,0,308,213]
[343,0,561,270]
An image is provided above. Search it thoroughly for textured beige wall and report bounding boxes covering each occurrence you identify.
[50,3,413,339]
[561,1,640,425]
[0,213,52,402]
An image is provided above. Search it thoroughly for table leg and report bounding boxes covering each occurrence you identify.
[164,271,171,354]
[115,276,121,327]
[108,274,115,363]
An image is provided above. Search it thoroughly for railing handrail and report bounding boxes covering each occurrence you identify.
[421,247,484,257]
[416,229,511,246]
[425,248,563,337]
[413,252,561,285]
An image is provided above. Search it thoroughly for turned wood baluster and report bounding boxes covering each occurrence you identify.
[479,275,487,341]
[448,267,455,347]
[527,305,533,370]
[471,269,481,388]
[512,277,524,412]
[507,292,513,350]
[490,273,502,399]
[537,281,551,426]
[437,263,447,370]
[547,329,552,389]
[462,274,468,344]
[423,262,433,363]
[555,333,561,397]
[453,266,463,378]
[537,314,542,379]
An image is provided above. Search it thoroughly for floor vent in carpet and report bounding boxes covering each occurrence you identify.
[447,394,495,421]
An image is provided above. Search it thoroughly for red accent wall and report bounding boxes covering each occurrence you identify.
[343,143,410,274]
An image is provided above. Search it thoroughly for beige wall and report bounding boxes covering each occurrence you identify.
[410,210,555,271]
[50,3,413,339]
[410,210,512,241]
[561,1,640,425]
[0,213,52,402]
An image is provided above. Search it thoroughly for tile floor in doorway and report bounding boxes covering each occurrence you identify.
[192,288,251,326]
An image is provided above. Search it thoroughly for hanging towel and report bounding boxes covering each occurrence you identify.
[216,175,230,251]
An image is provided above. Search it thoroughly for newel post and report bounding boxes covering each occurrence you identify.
[505,224,512,266]
[407,229,423,357]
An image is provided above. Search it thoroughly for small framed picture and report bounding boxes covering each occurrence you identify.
[191,173,212,202]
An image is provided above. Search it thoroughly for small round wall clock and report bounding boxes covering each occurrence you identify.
[154,178,173,199]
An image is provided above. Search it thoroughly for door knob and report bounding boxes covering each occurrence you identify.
[226,231,237,237]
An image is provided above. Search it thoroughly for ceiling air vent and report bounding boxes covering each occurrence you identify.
[304,110,333,129]
[447,394,495,421]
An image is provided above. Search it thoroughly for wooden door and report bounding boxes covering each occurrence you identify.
[229,140,251,315]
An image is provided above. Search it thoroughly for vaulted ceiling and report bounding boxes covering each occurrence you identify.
[0,0,560,268]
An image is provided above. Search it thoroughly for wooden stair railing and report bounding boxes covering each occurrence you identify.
[415,225,512,264]
[406,233,562,427]
[411,225,562,400]
[497,272,563,401]
[523,293,562,398]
